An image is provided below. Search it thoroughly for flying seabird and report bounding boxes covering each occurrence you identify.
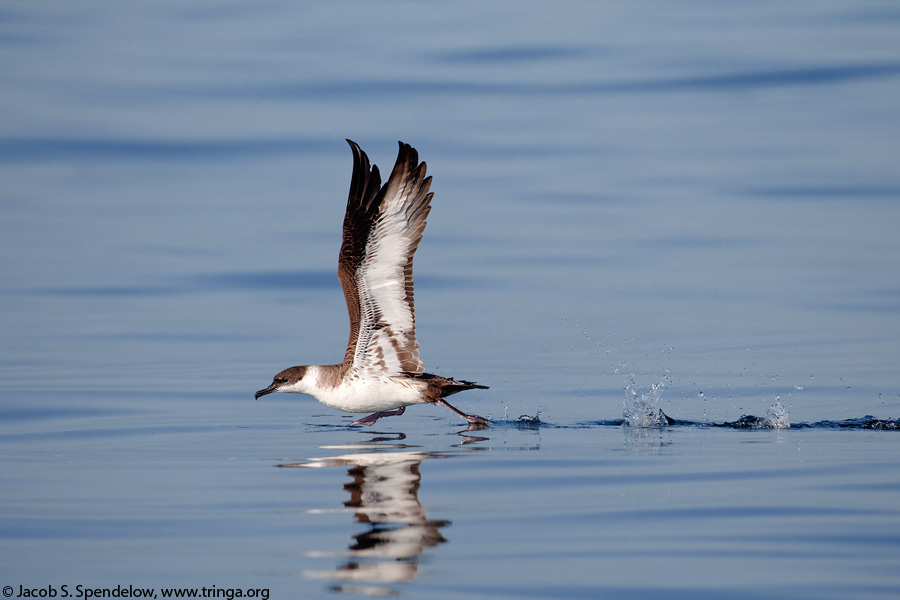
[255,140,489,427]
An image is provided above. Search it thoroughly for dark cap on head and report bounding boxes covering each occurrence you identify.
[255,366,307,399]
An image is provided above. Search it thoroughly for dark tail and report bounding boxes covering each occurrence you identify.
[409,372,489,397]
[443,379,489,396]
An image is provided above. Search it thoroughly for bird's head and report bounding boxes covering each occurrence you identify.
[255,365,310,399]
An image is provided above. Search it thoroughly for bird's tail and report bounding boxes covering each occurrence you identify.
[408,372,489,397]
[442,378,489,396]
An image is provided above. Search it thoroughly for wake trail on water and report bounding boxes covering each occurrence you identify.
[499,374,899,431]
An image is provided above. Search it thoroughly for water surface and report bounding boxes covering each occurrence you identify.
[2,1,899,598]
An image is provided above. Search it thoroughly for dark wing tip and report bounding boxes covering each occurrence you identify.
[344,139,381,212]
[396,140,420,170]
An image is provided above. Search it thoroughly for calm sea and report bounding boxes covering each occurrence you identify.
[2,1,899,598]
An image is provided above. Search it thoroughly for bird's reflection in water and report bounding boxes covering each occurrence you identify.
[279,432,468,596]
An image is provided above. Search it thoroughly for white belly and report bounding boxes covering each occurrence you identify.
[313,377,428,414]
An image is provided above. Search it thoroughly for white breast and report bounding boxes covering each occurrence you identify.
[312,375,428,414]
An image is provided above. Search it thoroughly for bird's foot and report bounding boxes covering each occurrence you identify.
[435,399,490,428]
[463,415,490,431]
[464,414,491,427]
[349,406,405,426]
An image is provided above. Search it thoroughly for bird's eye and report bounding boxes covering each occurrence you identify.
[279,377,288,383]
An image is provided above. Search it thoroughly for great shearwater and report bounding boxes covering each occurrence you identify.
[255,140,488,427]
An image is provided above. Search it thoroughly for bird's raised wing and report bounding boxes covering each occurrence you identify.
[338,140,432,376]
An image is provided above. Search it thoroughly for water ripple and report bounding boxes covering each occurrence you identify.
[0,136,331,163]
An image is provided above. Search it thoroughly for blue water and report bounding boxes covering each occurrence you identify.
[2,1,900,598]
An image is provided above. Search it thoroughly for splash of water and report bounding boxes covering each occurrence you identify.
[764,396,790,429]
[515,413,542,429]
[623,373,672,427]
[723,396,791,429]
